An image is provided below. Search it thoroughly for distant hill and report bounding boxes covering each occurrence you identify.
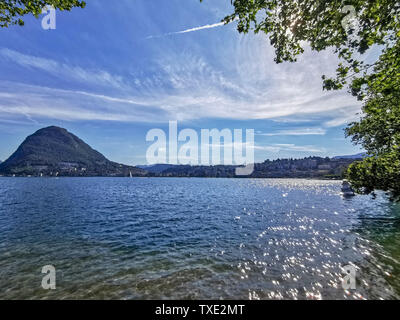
[333,153,367,159]
[0,126,147,177]
[155,157,356,179]
[137,164,180,174]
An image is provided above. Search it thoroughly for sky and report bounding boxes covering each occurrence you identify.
[0,0,364,165]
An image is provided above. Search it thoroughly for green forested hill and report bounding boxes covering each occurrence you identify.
[0,126,146,177]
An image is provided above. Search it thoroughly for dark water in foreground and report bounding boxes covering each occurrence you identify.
[0,178,400,300]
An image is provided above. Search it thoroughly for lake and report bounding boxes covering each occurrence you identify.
[0,177,399,300]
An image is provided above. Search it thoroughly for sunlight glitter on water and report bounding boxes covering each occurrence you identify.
[0,178,400,299]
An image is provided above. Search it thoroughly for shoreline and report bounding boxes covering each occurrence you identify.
[0,175,344,181]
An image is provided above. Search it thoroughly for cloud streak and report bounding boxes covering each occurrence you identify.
[0,48,126,90]
[257,128,327,136]
[256,144,326,153]
[146,20,234,39]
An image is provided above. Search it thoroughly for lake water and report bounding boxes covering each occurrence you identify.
[0,177,399,300]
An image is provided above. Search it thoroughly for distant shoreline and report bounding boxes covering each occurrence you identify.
[0,175,344,181]
[0,126,364,180]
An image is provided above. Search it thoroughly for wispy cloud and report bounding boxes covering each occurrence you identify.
[0,81,169,123]
[257,128,327,136]
[0,48,125,90]
[146,19,235,39]
[256,144,326,153]
[0,37,361,126]
[204,141,324,156]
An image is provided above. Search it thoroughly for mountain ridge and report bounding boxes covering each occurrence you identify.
[332,153,367,159]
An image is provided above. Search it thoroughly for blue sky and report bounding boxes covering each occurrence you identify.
[0,0,363,165]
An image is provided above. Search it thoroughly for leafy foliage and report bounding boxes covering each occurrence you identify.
[209,0,400,197]
[0,0,86,27]
[345,43,400,197]
[347,148,400,198]
[218,0,399,96]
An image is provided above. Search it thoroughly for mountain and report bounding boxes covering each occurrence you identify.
[333,153,367,159]
[0,126,147,177]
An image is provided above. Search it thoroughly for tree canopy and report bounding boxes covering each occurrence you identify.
[345,40,400,198]
[211,0,399,198]
[220,1,399,97]
[0,0,86,27]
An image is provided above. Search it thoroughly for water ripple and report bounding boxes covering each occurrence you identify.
[0,177,399,299]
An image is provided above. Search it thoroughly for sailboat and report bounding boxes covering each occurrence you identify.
[129,171,133,178]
